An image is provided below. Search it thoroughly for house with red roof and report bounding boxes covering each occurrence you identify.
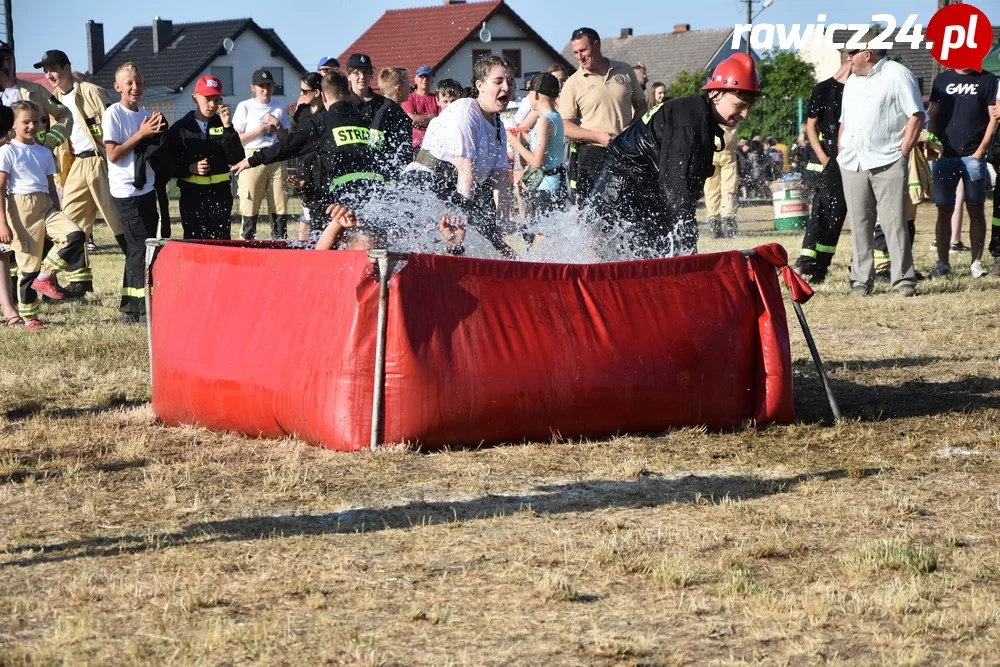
[339,0,572,88]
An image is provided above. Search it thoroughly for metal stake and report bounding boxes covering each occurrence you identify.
[369,250,391,450]
[791,300,842,422]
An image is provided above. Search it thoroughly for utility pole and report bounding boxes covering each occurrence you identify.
[746,0,753,55]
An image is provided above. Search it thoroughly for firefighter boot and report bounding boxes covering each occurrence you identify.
[271,214,288,240]
[240,216,258,241]
[724,217,738,239]
[709,217,724,239]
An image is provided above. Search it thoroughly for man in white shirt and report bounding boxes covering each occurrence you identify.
[232,68,291,239]
[838,32,925,296]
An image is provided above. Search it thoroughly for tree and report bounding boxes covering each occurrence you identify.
[666,69,707,99]
[738,51,816,143]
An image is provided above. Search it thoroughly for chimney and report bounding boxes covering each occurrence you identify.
[86,20,105,74]
[673,24,691,33]
[620,28,633,39]
[153,17,173,54]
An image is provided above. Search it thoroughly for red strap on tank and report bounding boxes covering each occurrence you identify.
[751,243,814,304]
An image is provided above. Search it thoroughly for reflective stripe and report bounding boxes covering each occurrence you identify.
[799,248,818,258]
[121,287,145,298]
[816,243,837,254]
[67,269,93,283]
[806,163,824,172]
[45,255,68,271]
[641,103,663,124]
[874,251,890,261]
[18,303,40,316]
[332,126,371,147]
[208,127,224,136]
[992,217,1000,228]
[569,180,578,188]
[180,173,231,185]
[329,172,384,190]
[48,128,66,143]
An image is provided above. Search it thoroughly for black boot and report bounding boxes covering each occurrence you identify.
[709,218,724,239]
[63,280,93,296]
[724,217,738,239]
[240,216,258,240]
[273,214,288,240]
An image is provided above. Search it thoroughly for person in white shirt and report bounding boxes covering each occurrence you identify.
[232,68,291,239]
[838,31,925,296]
[0,101,85,330]
[102,62,166,324]
[404,55,516,258]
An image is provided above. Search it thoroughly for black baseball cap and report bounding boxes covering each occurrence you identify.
[252,68,274,85]
[33,49,70,69]
[524,72,560,98]
[346,53,373,70]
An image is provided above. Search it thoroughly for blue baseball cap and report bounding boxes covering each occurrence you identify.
[317,56,340,70]
[416,65,433,78]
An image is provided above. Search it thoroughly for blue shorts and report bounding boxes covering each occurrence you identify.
[933,156,988,207]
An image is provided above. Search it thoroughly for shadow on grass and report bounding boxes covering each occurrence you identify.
[1,467,884,568]
[0,459,148,486]
[793,360,1000,424]
[3,397,146,423]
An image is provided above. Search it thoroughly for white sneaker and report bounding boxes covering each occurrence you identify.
[970,260,987,278]
[929,261,952,278]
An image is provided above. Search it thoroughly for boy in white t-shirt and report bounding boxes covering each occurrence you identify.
[0,100,85,330]
[102,62,166,324]
[232,68,291,239]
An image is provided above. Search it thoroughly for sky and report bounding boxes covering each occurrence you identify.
[12,0,950,77]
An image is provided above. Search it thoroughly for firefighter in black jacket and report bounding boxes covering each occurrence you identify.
[230,70,383,238]
[163,75,245,239]
[591,53,762,258]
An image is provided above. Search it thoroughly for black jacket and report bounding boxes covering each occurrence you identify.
[163,111,244,182]
[370,98,413,180]
[603,94,724,216]
[248,100,380,208]
[350,89,388,126]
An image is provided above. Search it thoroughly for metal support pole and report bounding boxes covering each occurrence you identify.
[791,301,842,422]
[741,248,842,422]
[369,250,391,450]
[144,238,166,391]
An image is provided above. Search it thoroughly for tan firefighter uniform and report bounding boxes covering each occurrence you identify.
[53,79,122,291]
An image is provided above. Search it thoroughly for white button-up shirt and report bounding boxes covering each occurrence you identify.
[838,58,924,172]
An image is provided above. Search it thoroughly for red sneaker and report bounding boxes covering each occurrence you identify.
[24,318,43,331]
[32,276,64,300]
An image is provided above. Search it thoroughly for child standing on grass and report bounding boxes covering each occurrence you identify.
[0,100,86,331]
[102,62,166,325]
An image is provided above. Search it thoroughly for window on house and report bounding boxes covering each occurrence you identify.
[473,49,492,73]
[502,49,522,78]
[268,67,284,96]
[210,66,233,99]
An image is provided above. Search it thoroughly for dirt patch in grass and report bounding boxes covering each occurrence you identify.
[1,207,1000,664]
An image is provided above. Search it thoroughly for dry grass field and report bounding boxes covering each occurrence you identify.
[1,202,999,665]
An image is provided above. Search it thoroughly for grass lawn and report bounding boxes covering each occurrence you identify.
[1,202,999,665]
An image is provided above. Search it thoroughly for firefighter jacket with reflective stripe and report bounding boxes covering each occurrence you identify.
[604,93,724,216]
[13,79,72,150]
[350,89,388,127]
[164,111,245,181]
[247,100,380,207]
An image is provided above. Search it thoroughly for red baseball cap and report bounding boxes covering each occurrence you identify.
[194,75,224,97]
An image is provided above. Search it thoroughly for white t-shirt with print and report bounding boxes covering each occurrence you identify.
[414,98,509,184]
[101,102,155,198]
[232,99,290,151]
[0,139,56,195]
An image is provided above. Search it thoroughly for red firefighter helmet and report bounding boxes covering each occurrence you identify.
[702,53,761,93]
